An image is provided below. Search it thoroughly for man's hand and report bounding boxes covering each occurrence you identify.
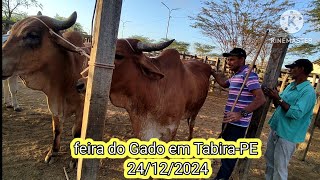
[263,87,280,100]
[211,68,229,88]
[223,111,242,123]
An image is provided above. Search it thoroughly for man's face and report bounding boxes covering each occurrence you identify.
[227,56,244,71]
[288,66,304,79]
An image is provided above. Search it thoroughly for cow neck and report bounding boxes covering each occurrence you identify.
[21,53,77,99]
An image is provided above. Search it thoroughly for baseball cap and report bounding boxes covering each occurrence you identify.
[285,59,313,74]
[223,48,247,59]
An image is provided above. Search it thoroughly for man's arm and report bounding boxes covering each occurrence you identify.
[211,69,229,88]
[243,88,266,113]
[223,88,266,123]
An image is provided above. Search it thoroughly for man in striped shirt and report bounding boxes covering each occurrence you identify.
[211,48,266,180]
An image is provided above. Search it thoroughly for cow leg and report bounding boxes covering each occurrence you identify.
[45,115,63,164]
[161,121,180,142]
[8,76,22,112]
[68,110,83,171]
[3,79,12,108]
[188,115,197,141]
[161,126,179,142]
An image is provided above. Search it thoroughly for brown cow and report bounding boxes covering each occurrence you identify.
[77,39,212,142]
[2,12,86,166]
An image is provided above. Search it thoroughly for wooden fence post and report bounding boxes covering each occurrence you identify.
[297,76,320,160]
[234,36,290,179]
[312,74,317,87]
[219,58,227,94]
[76,0,122,180]
[216,58,221,71]
[300,104,320,161]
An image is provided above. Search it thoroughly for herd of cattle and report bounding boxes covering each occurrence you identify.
[2,12,213,167]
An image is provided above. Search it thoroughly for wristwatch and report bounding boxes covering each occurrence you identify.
[240,110,249,118]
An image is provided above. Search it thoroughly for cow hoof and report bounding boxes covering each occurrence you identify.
[67,159,77,172]
[5,104,14,109]
[45,151,59,164]
[14,107,22,112]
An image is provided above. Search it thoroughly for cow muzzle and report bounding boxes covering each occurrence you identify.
[2,57,16,80]
[76,77,87,94]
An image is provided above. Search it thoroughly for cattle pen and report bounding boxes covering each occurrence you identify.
[143,51,320,95]
[2,63,320,180]
[2,0,320,180]
[3,37,320,180]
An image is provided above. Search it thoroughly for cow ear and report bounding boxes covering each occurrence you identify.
[138,58,164,80]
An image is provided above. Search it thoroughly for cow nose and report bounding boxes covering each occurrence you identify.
[76,82,85,93]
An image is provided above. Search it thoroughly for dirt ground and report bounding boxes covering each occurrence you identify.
[2,79,320,180]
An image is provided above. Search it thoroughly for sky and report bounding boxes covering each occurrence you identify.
[21,0,319,63]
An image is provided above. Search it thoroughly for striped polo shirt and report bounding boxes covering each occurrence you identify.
[225,65,261,127]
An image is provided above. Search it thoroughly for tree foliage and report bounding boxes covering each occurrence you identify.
[128,35,155,43]
[159,38,190,53]
[128,36,190,53]
[288,42,320,55]
[2,0,42,21]
[194,42,215,57]
[288,0,319,57]
[189,0,294,59]
[305,0,320,33]
[2,0,42,32]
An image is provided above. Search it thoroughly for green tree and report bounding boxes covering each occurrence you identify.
[189,0,294,57]
[288,1,319,57]
[305,0,320,33]
[288,42,320,55]
[128,35,155,43]
[194,42,215,57]
[159,38,190,53]
[2,0,42,31]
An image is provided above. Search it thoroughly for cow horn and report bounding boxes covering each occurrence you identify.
[37,11,42,16]
[136,39,175,52]
[47,11,77,31]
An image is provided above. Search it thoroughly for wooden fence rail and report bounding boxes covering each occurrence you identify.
[81,37,320,93]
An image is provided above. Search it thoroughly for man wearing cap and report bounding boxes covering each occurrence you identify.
[211,48,266,180]
[263,59,316,180]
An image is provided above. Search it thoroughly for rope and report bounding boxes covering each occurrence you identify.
[31,16,115,77]
[31,17,90,59]
[124,39,136,52]
[80,62,115,76]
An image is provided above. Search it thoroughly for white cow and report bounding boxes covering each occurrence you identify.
[2,32,22,111]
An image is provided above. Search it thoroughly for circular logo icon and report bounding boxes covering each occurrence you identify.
[280,10,304,34]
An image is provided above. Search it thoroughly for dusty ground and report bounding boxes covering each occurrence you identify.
[2,79,320,180]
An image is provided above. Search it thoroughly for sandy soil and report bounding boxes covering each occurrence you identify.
[2,79,320,180]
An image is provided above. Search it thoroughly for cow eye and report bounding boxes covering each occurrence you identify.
[115,54,124,60]
[25,32,40,40]
[23,32,41,48]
